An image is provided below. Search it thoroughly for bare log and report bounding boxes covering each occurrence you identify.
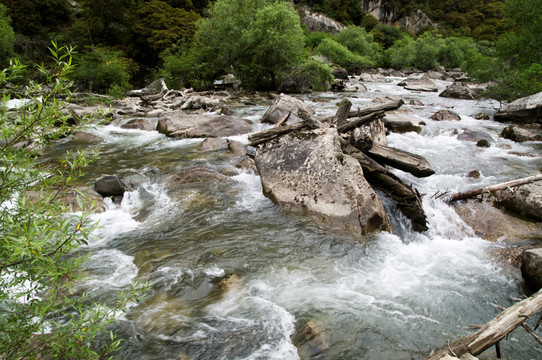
[367,144,435,178]
[425,288,542,360]
[321,100,404,123]
[298,109,325,129]
[447,174,542,203]
[343,145,428,232]
[248,122,307,146]
[351,127,373,152]
[337,111,385,133]
[332,99,352,127]
[274,111,291,127]
[141,79,168,103]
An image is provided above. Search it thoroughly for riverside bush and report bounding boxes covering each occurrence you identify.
[335,26,383,66]
[0,42,145,359]
[279,58,333,92]
[71,46,133,94]
[315,38,372,73]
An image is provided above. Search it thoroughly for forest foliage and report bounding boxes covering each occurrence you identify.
[0,0,540,98]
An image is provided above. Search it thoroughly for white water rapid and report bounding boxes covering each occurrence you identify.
[49,76,542,359]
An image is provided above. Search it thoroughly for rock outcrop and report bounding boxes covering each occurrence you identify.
[254,127,391,237]
[363,0,435,34]
[439,82,475,100]
[522,248,542,291]
[301,8,345,34]
[494,91,542,124]
[157,113,252,138]
[261,94,315,125]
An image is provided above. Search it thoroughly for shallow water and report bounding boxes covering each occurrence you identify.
[51,77,542,359]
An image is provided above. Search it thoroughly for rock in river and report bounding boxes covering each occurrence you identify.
[494,91,542,124]
[254,127,390,237]
[157,112,252,138]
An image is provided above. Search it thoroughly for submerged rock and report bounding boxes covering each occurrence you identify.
[439,82,475,100]
[522,248,542,291]
[501,125,542,142]
[157,113,252,138]
[165,166,234,188]
[254,127,390,237]
[430,110,461,121]
[494,91,542,124]
[261,94,315,125]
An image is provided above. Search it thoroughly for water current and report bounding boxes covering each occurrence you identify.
[48,77,542,359]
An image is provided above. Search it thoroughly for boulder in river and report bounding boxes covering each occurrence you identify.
[457,130,493,143]
[521,248,542,291]
[261,94,315,125]
[493,181,542,221]
[398,77,438,92]
[500,125,542,142]
[254,127,391,237]
[94,174,126,197]
[383,111,423,134]
[439,82,475,100]
[121,118,157,131]
[430,110,461,121]
[70,131,104,143]
[157,113,252,138]
[494,91,542,124]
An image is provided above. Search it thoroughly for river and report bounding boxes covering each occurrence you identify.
[49,76,542,359]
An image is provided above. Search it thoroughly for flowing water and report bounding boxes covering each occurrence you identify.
[47,77,542,359]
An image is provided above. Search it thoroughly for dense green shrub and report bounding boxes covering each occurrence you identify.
[71,47,132,94]
[0,4,14,66]
[412,31,444,71]
[304,31,333,49]
[163,0,305,90]
[279,58,333,92]
[438,37,478,69]
[383,36,415,69]
[315,38,372,73]
[335,25,383,65]
[371,24,408,49]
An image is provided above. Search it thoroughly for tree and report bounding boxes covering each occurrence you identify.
[130,0,200,65]
[0,0,73,37]
[177,0,305,89]
[0,4,14,66]
[0,42,144,359]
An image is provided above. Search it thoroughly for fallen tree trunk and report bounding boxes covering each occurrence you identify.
[425,288,542,360]
[321,100,404,123]
[337,111,385,133]
[447,173,542,203]
[248,122,307,146]
[333,99,352,127]
[366,144,435,178]
[343,145,428,232]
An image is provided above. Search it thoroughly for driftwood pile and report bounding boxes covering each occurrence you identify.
[248,98,434,232]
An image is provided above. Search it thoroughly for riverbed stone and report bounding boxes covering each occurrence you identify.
[261,94,315,125]
[500,125,542,142]
[156,112,252,138]
[254,127,390,237]
[453,199,542,242]
[439,81,475,100]
[493,182,542,221]
[70,131,104,143]
[200,137,229,151]
[383,110,423,134]
[121,118,157,131]
[398,77,438,92]
[457,130,493,143]
[94,174,126,197]
[430,110,461,121]
[521,248,542,291]
[165,166,234,188]
[494,91,542,124]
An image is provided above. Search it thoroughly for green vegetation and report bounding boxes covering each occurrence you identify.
[0,42,144,359]
[0,4,14,66]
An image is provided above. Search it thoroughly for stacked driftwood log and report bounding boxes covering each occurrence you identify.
[248,98,433,232]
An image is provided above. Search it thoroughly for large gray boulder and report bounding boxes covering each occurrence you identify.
[398,77,438,92]
[494,182,542,221]
[261,94,315,125]
[302,9,345,34]
[254,128,390,237]
[500,125,542,142]
[439,82,475,100]
[156,113,252,138]
[522,248,542,291]
[383,111,423,134]
[494,91,542,124]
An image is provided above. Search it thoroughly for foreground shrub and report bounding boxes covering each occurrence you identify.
[279,58,333,92]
